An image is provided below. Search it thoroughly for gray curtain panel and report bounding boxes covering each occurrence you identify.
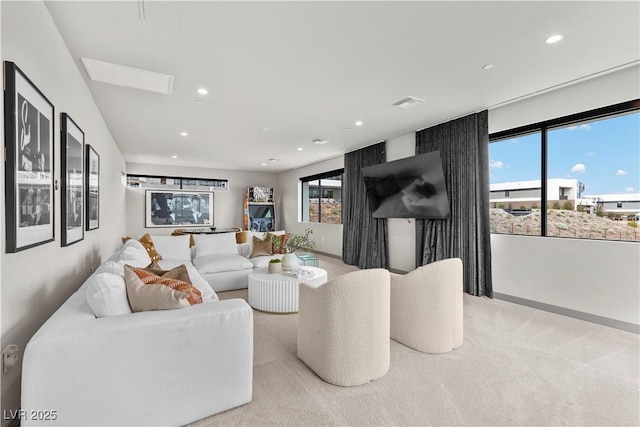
[415,111,493,297]
[342,142,389,269]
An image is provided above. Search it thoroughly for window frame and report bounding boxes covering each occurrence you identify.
[489,98,640,240]
[300,168,344,224]
[126,174,228,191]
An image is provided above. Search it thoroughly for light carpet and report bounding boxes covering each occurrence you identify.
[188,254,639,426]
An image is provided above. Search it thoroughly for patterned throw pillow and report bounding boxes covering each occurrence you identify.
[270,233,290,254]
[251,235,273,257]
[139,233,163,262]
[124,264,202,312]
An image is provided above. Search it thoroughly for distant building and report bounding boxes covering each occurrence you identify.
[489,179,577,210]
[490,179,640,217]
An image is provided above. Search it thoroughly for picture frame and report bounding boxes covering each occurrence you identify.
[4,61,55,252]
[145,190,214,228]
[61,113,84,246]
[86,144,99,230]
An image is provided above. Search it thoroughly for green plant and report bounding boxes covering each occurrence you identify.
[552,201,561,210]
[628,221,638,228]
[270,228,316,254]
[497,203,505,209]
[562,201,573,210]
[531,203,539,209]
[268,258,281,264]
[287,228,316,253]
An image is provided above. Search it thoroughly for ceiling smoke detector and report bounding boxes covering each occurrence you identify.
[392,96,425,110]
[309,138,330,145]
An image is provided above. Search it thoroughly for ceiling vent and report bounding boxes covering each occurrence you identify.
[392,96,425,109]
[309,139,330,145]
[81,58,174,95]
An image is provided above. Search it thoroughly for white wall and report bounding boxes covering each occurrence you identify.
[126,163,277,237]
[385,133,416,272]
[488,65,640,329]
[1,2,127,422]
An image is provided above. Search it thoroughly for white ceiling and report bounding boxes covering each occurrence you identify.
[45,1,640,173]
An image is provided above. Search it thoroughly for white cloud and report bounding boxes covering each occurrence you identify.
[570,163,586,173]
[489,160,503,169]
[625,187,635,193]
[568,124,591,131]
[616,169,628,176]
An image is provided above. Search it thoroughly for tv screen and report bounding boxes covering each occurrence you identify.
[361,151,450,219]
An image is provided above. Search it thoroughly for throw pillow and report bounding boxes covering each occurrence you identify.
[194,233,238,258]
[85,273,133,318]
[143,263,193,284]
[150,235,191,261]
[251,235,273,257]
[139,233,162,262]
[270,233,290,255]
[124,265,202,312]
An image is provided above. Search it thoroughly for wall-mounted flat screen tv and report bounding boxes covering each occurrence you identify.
[361,151,450,219]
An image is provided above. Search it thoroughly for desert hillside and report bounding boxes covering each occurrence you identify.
[491,209,639,241]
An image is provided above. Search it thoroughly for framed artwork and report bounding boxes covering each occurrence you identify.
[61,113,84,246]
[4,61,55,252]
[145,190,214,228]
[86,144,100,230]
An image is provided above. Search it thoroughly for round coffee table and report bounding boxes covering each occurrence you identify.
[248,266,328,313]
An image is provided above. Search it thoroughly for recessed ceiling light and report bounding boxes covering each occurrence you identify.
[261,127,270,132]
[268,158,280,163]
[180,131,188,136]
[309,138,330,145]
[482,64,494,70]
[261,163,267,166]
[171,154,178,159]
[344,128,350,131]
[392,96,426,109]
[194,100,204,105]
[545,34,564,44]
[197,88,208,95]
[297,147,303,151]
[355,121,363,126]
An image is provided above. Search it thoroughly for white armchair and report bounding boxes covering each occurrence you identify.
[297,269,390,387]
[390,258,463,354]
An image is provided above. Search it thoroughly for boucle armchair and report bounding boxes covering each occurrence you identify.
[390,258,463,354]
[297,269,390,387]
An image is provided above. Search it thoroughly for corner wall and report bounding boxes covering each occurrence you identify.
[126,163,277,237]
[1,2,127,422]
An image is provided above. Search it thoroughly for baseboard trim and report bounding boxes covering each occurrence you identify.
[493,292,639,334]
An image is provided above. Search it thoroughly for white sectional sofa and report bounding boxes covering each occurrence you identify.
[21,237,254,427]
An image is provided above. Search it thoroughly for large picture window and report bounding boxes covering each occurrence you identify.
[301,170,343,224]
[489,99,640,242]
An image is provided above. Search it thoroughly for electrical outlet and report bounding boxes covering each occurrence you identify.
[2,344,19,374]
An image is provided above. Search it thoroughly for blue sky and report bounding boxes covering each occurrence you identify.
[489,112,640,195]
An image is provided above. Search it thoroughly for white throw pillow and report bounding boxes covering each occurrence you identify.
[85,273,133,317]
[95,260,125,276]
[194,233,238,258]
[108,239,151,267]
[151,235,192,261]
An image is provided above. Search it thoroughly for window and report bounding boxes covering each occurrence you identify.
[489,99,640,242]
[126,174,228,191]
[489,132,542,236]
[301,169,343,224]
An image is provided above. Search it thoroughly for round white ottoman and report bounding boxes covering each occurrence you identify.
[248,266,328,313]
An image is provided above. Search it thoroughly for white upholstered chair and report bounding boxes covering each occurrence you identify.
[297,269,390,387]
[390,258,463,354]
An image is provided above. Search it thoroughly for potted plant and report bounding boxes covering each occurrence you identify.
[271,228,316,271]
[268,258,282,274]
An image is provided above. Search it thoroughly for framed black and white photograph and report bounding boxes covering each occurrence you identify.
[4,61,54,252]
[86,144,99,230]
[145,190,213,228]
[61,113,84,246]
